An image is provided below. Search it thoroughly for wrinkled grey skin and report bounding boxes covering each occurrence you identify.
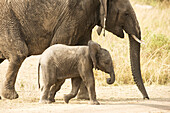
[38,41,115,104]
[0,0,149,100]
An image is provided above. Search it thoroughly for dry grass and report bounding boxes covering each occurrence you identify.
[92,0,170,86]
[135,0,170,8]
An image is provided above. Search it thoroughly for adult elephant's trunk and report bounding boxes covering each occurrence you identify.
[129,34,149,99]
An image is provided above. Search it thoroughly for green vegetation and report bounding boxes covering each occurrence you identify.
[92,0,170,86]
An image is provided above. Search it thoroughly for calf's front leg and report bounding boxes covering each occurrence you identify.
[80,71,100,105]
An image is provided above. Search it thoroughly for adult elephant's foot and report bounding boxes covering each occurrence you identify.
[48,97,55,102]
[77,92,89,100]
[89,100,100,105]
[77,84,90,100]
[2,88,19,99]
[39,99,52,104]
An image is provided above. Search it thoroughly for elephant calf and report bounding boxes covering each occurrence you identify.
[38,40,115,105]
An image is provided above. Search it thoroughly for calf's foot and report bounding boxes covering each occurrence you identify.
[64,94,71,103]
[48,97,55,102]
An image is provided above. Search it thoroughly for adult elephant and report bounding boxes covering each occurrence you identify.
[0,0,149,100]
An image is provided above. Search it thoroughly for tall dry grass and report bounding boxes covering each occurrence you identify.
[92,0,170,86]
[136,0,170,8]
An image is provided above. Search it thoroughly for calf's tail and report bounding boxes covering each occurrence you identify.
[38,63,41,89]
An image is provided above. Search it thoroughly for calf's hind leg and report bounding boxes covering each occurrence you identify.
[39,84,51,104]
[39,65,55,104]
[64,77,82,103]
[48,79,65,102]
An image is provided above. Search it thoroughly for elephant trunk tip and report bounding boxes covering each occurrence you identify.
[106,78,115,85]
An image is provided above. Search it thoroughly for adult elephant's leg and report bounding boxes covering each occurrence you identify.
[77,83,89,100]
[2,42,28,99]
[1,17,28,99]
[76,32,92,100]
[48,79,65,102]
[64,77,82,103]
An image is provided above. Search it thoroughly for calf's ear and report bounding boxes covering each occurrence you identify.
[88,40,101,69]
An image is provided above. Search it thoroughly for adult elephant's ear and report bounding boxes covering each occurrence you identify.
[88,40,101,69]
[97,0,108,36]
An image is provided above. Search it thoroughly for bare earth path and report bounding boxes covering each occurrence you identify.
[0,56,170,113]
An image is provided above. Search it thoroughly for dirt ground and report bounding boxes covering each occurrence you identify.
[0,56,170,113]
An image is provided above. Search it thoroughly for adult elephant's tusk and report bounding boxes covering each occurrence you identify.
[131,35,145,45]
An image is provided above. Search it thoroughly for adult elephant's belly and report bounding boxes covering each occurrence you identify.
[25,35,53,55]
